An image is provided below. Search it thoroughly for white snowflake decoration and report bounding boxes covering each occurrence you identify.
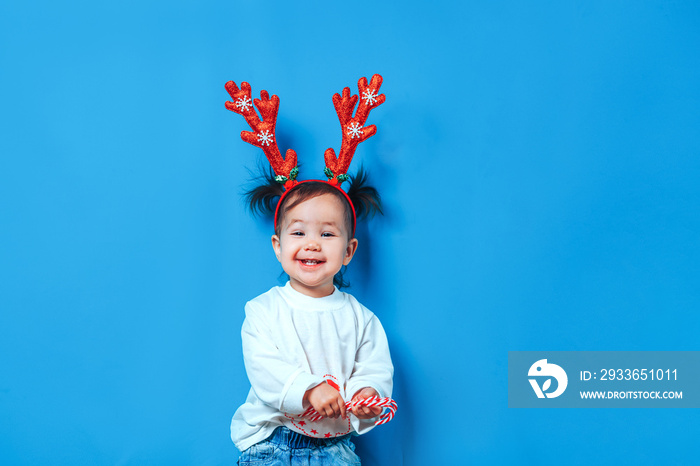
[346,122,363,139]
[362,89,378,105]
[235,96,252,111]
[257,130,274,146]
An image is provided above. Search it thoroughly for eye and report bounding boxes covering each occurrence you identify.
[321,232,335,237]
[290,231,304,236]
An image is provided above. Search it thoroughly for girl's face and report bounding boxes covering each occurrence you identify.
[272,193,358,298]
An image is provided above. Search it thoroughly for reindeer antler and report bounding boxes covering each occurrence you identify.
[225,81,298,185]
[323,74,385,185]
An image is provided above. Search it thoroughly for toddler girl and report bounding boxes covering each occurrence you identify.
[225,75,394,465]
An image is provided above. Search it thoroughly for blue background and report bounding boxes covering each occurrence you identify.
[1,1,699,464]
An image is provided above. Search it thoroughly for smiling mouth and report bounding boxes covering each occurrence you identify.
[300,260,324,266]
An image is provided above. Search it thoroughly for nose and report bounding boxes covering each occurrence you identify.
[304,239,320,251]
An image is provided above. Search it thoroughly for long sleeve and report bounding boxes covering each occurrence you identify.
[346,312,394,434]
[241,301,324,414]
[346,314,394,398]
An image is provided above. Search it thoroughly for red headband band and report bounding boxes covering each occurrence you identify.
[225,75,384,236]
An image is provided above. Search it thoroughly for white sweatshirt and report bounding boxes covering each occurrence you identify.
[230,282,394,452]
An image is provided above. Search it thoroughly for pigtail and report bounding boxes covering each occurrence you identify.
[346,167,383,220]
[334,266,350,289]
[243,163,285,216]
[335,168,382,290]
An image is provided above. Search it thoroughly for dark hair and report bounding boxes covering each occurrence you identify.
[244,167,382,288]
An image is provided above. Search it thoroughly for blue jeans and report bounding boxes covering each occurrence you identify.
[237,427,361,465]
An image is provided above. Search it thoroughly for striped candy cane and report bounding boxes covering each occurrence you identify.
[301,396,397,426]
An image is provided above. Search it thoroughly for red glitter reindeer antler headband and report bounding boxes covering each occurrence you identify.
[224,74,385,235]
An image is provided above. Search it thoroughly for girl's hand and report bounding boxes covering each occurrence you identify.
[351,387,383,419]
[304,382,347,419]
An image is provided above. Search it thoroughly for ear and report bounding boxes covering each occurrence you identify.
[343,238,359,266]
[271,235,282,263]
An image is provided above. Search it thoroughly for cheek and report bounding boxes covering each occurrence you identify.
[280,241,301,257]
